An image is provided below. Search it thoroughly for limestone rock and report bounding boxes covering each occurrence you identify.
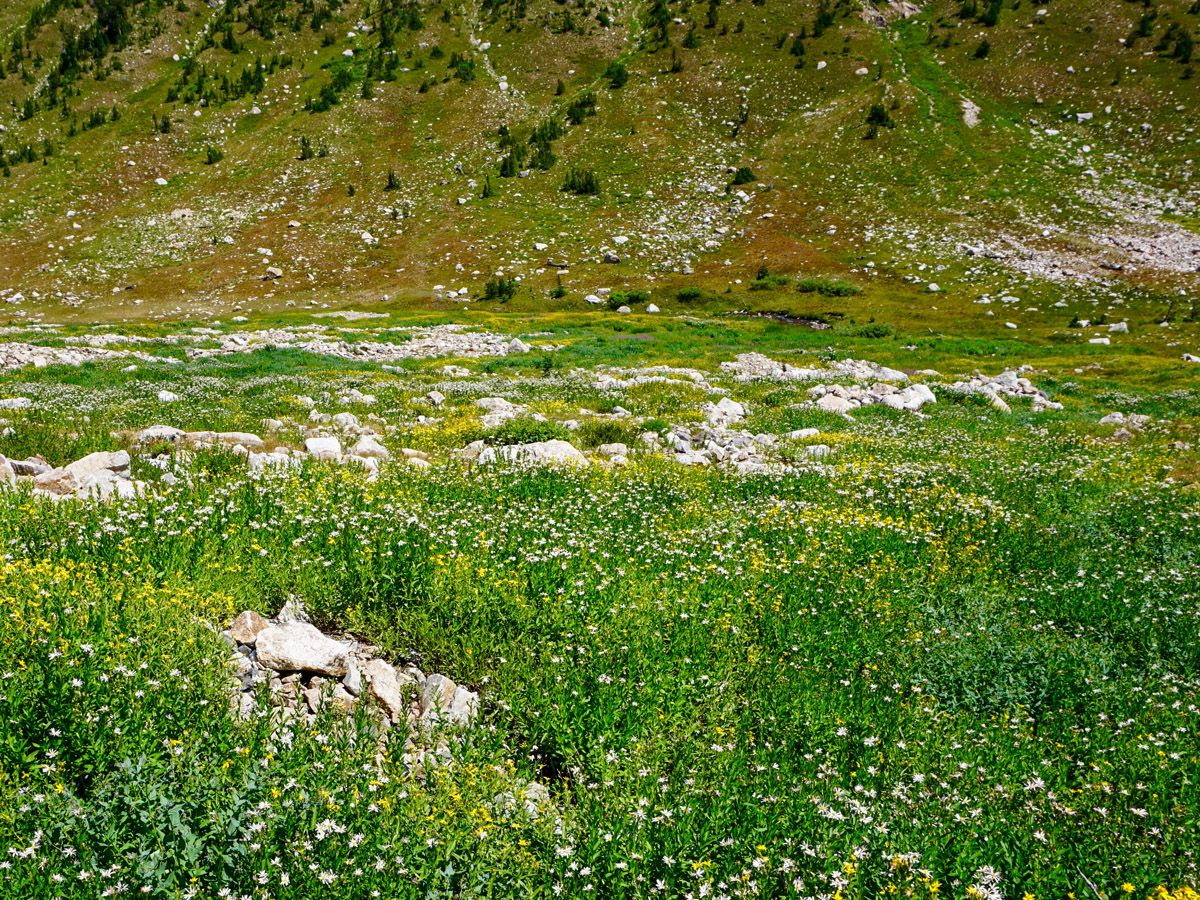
[255,623,350,677]
[477,440,588,467]
[229,610,270,645]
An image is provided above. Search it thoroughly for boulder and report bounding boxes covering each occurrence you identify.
[304,436,342,460]
[217,432,265,451]
[477,440,588,467]
[817,395,855,415]
[136,425,185,446]
[351,435,390,460]
[10,457,52,477]
[254,623,350,677]
[363,657,415,721]
[34,450,131,496]
[705,397,745,426]
[420,673,479,728]
[229,610,270,645]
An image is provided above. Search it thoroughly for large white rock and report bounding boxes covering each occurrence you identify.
[817,395,856,414]
[305,436,342,460]
[420,673,479,728]
[229,610,270,645]
[136,425,185,445]
[217,432,265,451]
[34,450,131,496]
[897,384,936,411]
[351,435,390,460]
[254,623,350,676]
[363,657,416,720]
[477,440,588,467]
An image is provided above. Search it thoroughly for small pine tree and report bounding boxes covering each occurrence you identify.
[604,60,628,89]
[866,103,895,128]
[562,167,600,195]
[384,168,400,190]
[205,145,223,164]
[299,135,314,160]
[730,166,756,185]
[974,39,990,59]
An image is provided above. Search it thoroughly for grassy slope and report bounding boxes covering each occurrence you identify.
[0,0,1192,328]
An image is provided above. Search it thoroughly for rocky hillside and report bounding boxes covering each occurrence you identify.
[0,0,1196,320]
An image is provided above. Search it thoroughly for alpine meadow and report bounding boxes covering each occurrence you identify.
[0,0,1198,898]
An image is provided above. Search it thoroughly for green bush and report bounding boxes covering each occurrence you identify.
[676,287,703,302]
[749,274,790,291]
[795,276,861,297]
[730,166,756,185]
[575,418,638,449]
[562,167,600,195]
[847,323,894,339]
[604,60,628,89]
[486,417,572,445]
[605,289,649,310]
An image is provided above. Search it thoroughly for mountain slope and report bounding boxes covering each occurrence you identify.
[0,0,1196,324]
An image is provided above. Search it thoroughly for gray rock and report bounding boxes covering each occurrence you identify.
[136,425,185,445]
[304,436,342,460]
[255,623,349,677]
[229,610,270,645]
[816,395,855,415]
[10,457,52,477]
[364,657,415,721]
[350,435,390,460]
[477,440,588,467]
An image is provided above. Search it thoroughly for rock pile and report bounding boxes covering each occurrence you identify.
[188,325,537,364]
[0,342,162,372]
[224,604,479,773]
[1,450,140,500]
[946,369,1064,413]
[807,382,937,415]
[721,352,908,384]
[641,424,799,474]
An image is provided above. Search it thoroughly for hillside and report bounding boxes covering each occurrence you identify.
[0,0,1196,325]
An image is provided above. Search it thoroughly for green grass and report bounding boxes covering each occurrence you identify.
[0,393,1197,897]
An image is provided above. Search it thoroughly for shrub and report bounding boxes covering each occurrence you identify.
[795,276,861,297]
[604,60,628,89]
[866,103,895,129]
[204,145,223,165]
[606,289,649,309]
[486,417,571,445]
[848,323,894,339]
[482,276,518,301]
[676,287,703,302]
[565,93,597,125]
[749,274,790,290]
[576,419,638,449]
[730,166,756,185]
[561,167,600,195]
